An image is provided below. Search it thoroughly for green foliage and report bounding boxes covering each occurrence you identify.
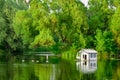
[0,0,120,58]
[0,17,6,44]
[103,31,117,53]
[95,29,117,53]
[13,0,88,52]
[13,10,33,48]
[30,28,55,48]
[62,44,77,60]
[13,0,55,49]
[0,0,29,53]
[87,0,118,54]
[88,0,114,35]
[95,29,106,52]
[110,6,120,47]
[85,35,95,48]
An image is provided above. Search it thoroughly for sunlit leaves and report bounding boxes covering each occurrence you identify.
[110,6,120,46]
[13,10,33,46]
[95,29,105,52]
[13,0,89,50]
[13,0,55,49]
[30,28,55,48]
[95,29,115,52]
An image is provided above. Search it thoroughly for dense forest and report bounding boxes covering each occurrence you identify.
[0,0,120,58]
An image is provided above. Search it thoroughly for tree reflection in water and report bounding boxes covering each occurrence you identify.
[0,59,120,80]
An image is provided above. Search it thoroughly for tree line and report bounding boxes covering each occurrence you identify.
[0,0,120,56]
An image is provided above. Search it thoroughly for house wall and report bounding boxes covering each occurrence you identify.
[80,52,89,61]
[89,53,97,60]
[80,52,97,61]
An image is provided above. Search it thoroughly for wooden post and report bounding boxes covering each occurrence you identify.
[46,55,48,63]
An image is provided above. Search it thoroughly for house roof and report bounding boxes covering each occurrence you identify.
[79,49,97,54]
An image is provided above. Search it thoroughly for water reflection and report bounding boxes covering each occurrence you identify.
[34,64,57,80]
[76,60,97,74]
[0,59,120,80]
[0,63,38,80]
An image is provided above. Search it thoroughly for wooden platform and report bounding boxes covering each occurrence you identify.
[27,52,55,62]
[29,52,55,56]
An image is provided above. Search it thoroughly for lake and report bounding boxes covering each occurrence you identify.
[0,57,120,80]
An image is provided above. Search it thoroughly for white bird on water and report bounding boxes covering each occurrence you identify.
[22,59,25,62]
[36,60,39,63]
[32,60,35,62]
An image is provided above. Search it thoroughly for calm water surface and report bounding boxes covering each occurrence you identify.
[0,58,120,80]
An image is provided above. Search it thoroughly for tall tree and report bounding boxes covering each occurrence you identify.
[13,0,88,50]
[0,0,28,53]
[95,29,105,52]
[110,5,120,47]
[13,0,55,49]
[88,0,114,34]
[87,0,115,50]
[49,0,88,49]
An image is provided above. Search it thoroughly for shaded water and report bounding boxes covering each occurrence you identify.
[0,58,120,80]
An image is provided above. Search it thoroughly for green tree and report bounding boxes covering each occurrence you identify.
[13,0,88,51]
[0,0,28,53]
[103,31,117,53]
[48,0,88,49]
[88,0,114,33]
[87,0,115,52]
[95,29,116,53]
[13,0,55,49]
[110,5,120,47]
[95,29,105,52]
[0,16,6,46]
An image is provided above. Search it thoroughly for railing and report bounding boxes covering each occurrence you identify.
[23,52,55,62]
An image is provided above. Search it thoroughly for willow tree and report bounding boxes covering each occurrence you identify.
[49,0,88,49]
[13,0,55,49]
[13,0,88,50]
